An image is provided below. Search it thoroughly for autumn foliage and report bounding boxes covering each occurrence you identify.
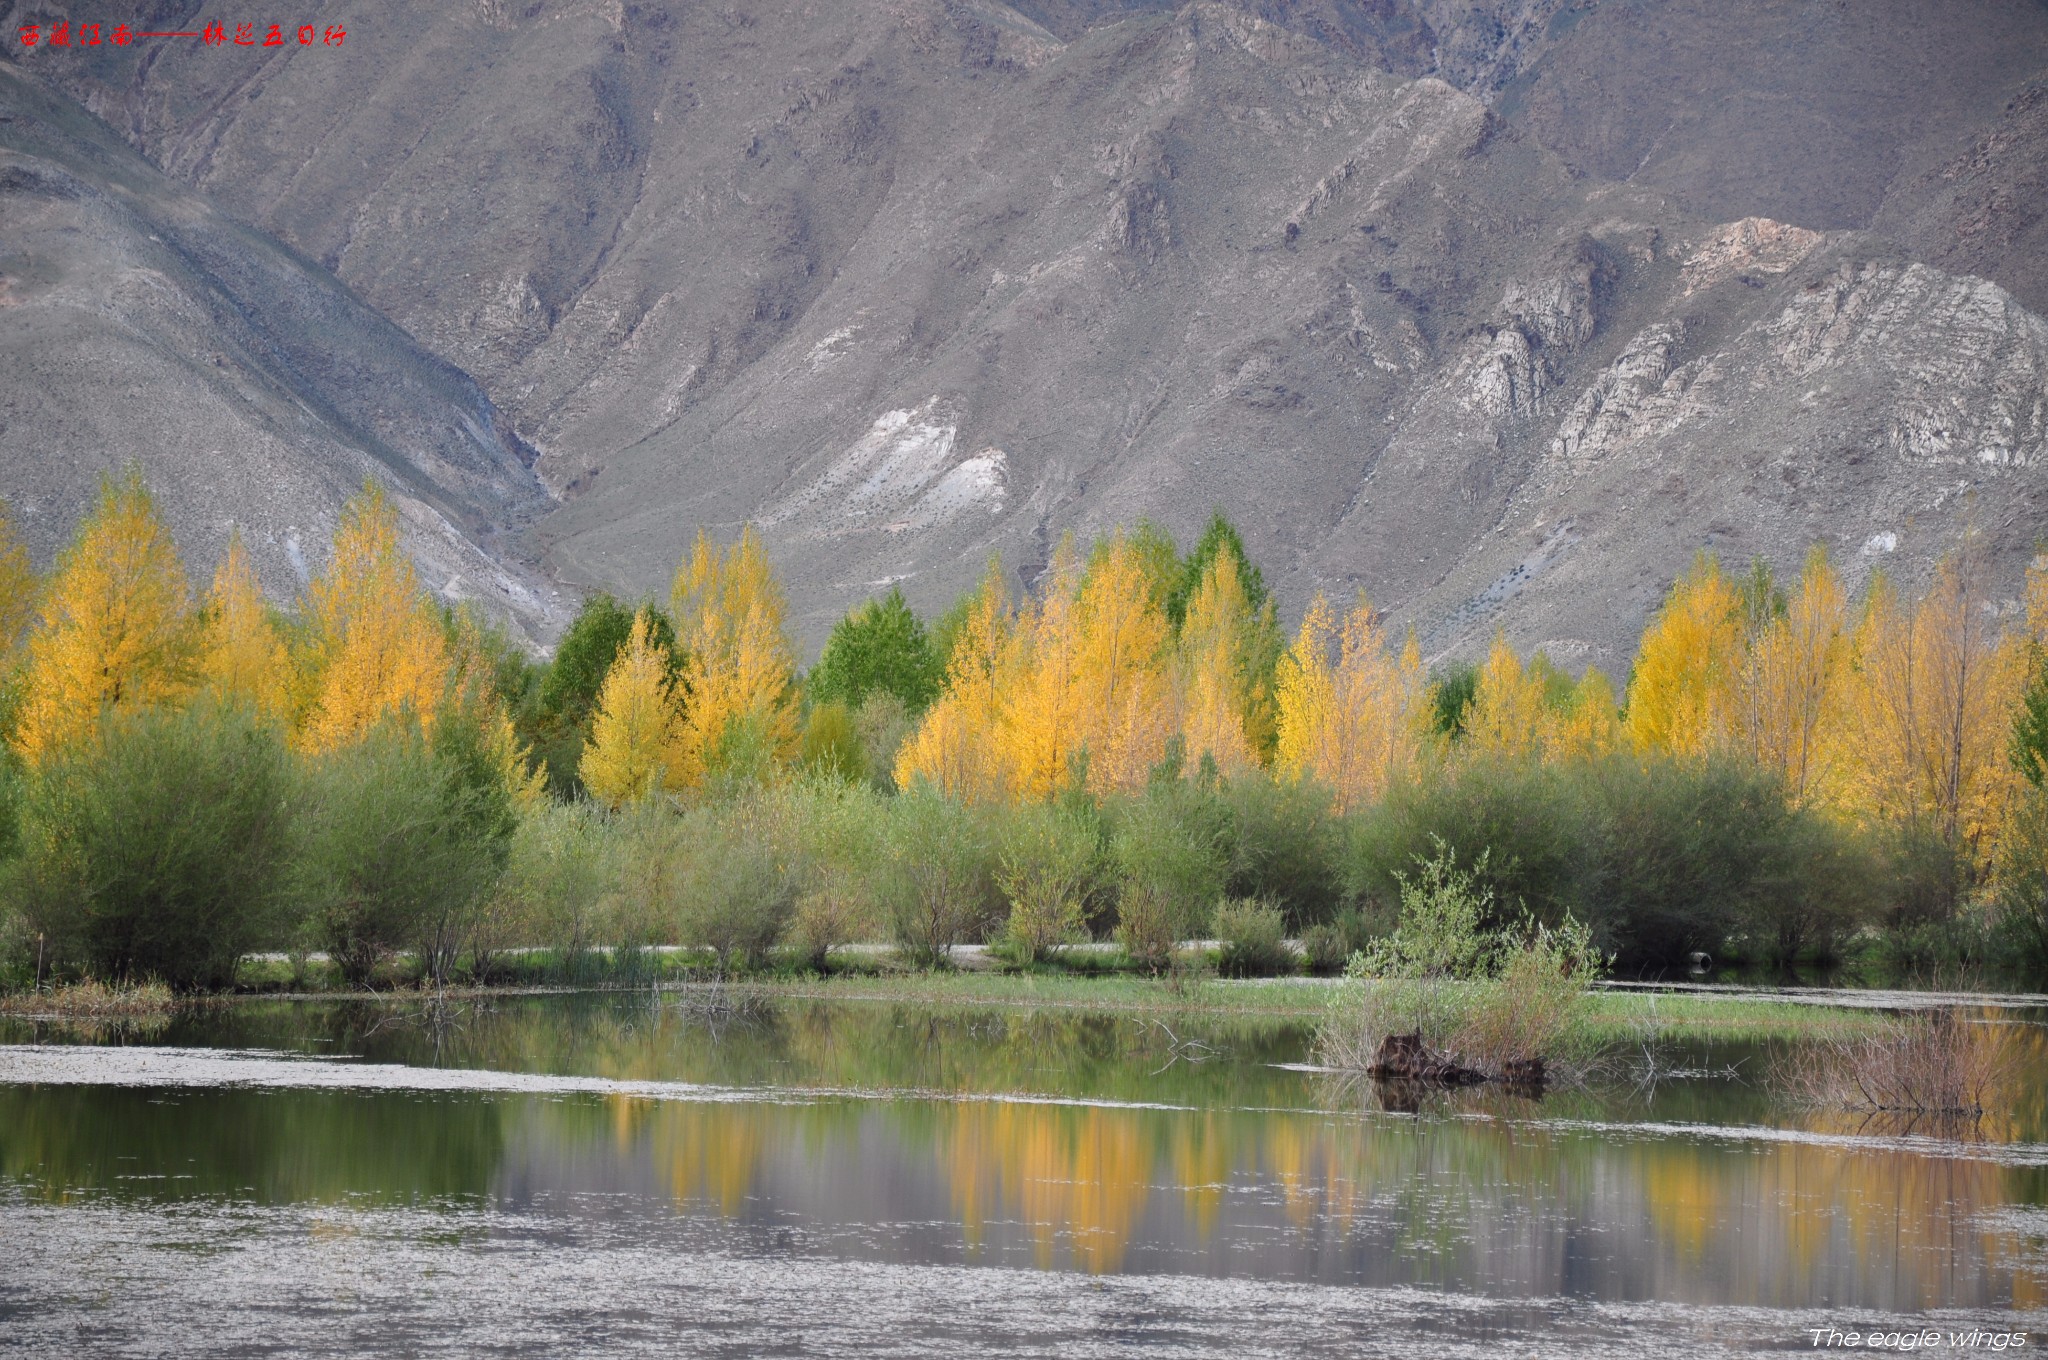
[4,465,2048,987]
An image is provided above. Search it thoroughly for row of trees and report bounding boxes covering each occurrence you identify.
[4,466,2047,989]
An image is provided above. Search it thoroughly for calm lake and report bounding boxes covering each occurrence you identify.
[3,991,2046,1356]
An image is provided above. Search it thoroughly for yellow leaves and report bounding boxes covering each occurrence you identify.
[997,542,1088,802]
[1073,534,1175,797]
[198,534,295,723]
[1624,553,1744,758]
[299,484,450,752]
[896,558,1011,800]
[16,470,197,765]
[580,609,682,807]
[671,526,798,784]
[1552,667,1622,760]
[1828,555,2027,863]
[1735,546,1846,803]
[1178,550,1259,780]
[1464,634,1553,762]
[1274,593,1428,812]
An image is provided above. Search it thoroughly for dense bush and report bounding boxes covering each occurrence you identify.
[672,794,803,972]
[1107,780,1229,970]
[1578,757,1873,971]
[799,701,866,785]
[787,778,887,969]
[488,799,620,978]
[1322,840,1605,1077]
[1339,757,1583,931]
[5,702,296,992]
[1300,907,1372,974]
[994,801,1101,963]
[1219,774,1340,929]
[877,789,1001,964]
[1340,755,1880,973]
[1213,898,1291,977]
[298,712,515,988]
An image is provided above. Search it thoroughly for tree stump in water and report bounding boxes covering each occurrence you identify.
[1367,1032,1484,1085]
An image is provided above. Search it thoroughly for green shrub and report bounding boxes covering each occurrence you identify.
[877,789,1000,965]
[489,799,619,978]
[298,713,513,988]
[1214,898,1291,977]
[1220,774,1340,929]
[1338,757,1582,932]
[1108,781,1228,971]
[6,701,296,992]
[1322,839,1605,1077]
[1300,907,1372,975]
[1339,754,1881,973]
[853,692,915,793]
[799,701,866,784]
[672,794,802,973]
[994,802,1101,963]
[785,777,887,970]
[1576,756,1836,971]
[1991,786,2048,981]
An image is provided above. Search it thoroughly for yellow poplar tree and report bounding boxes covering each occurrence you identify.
[1732,547,1846,803]
[1178,550,1258,779]
[1463,634,1556,762]
[895,558,1012,800]
[580,609,684,806]
[1830,556,2027,866]
[16,470,197,764]
[1274,593,1427,811]
[1552,667,1623,759]
[299,484,451,751]
[670,525,798,783]
[198,533,295,722]
[1624,553,1744,757]
[997,541,1087,801]
[1075,533,1175,797]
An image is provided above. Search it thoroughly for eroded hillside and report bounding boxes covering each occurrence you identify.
[4,0,2044,659]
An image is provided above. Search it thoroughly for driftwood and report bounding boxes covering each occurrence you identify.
[1366,1032,1547,1090]
[1367,1032,1485,1085]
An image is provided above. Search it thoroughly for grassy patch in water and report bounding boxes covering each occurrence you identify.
[0,978,178,1018]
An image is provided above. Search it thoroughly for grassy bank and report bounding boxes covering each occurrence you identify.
[194,952,1915,1046]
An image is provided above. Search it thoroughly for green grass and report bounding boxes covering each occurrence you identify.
[180,948,1909,1044]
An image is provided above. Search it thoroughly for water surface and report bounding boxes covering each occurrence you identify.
[3,992,2045,1355]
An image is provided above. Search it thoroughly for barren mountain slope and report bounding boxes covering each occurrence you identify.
[1875,72,2048,317]
[0,63,562,632]
[4,0,2045,661]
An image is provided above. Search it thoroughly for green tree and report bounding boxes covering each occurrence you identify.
[298,713,514,987]
[807,587,943,715]
[2014,650,2048,788]
[529,594,677,795]
[6,701,296,991]
[1166,512,1269,632]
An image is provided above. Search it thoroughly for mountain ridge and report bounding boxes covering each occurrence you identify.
[3,0,2044,659]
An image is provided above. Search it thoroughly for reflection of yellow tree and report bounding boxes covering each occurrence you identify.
[639,1101,767,1217]
[939,1102,1155,1273]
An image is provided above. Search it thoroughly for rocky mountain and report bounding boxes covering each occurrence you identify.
[3,0,2045,664]
[0,60,562,631]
